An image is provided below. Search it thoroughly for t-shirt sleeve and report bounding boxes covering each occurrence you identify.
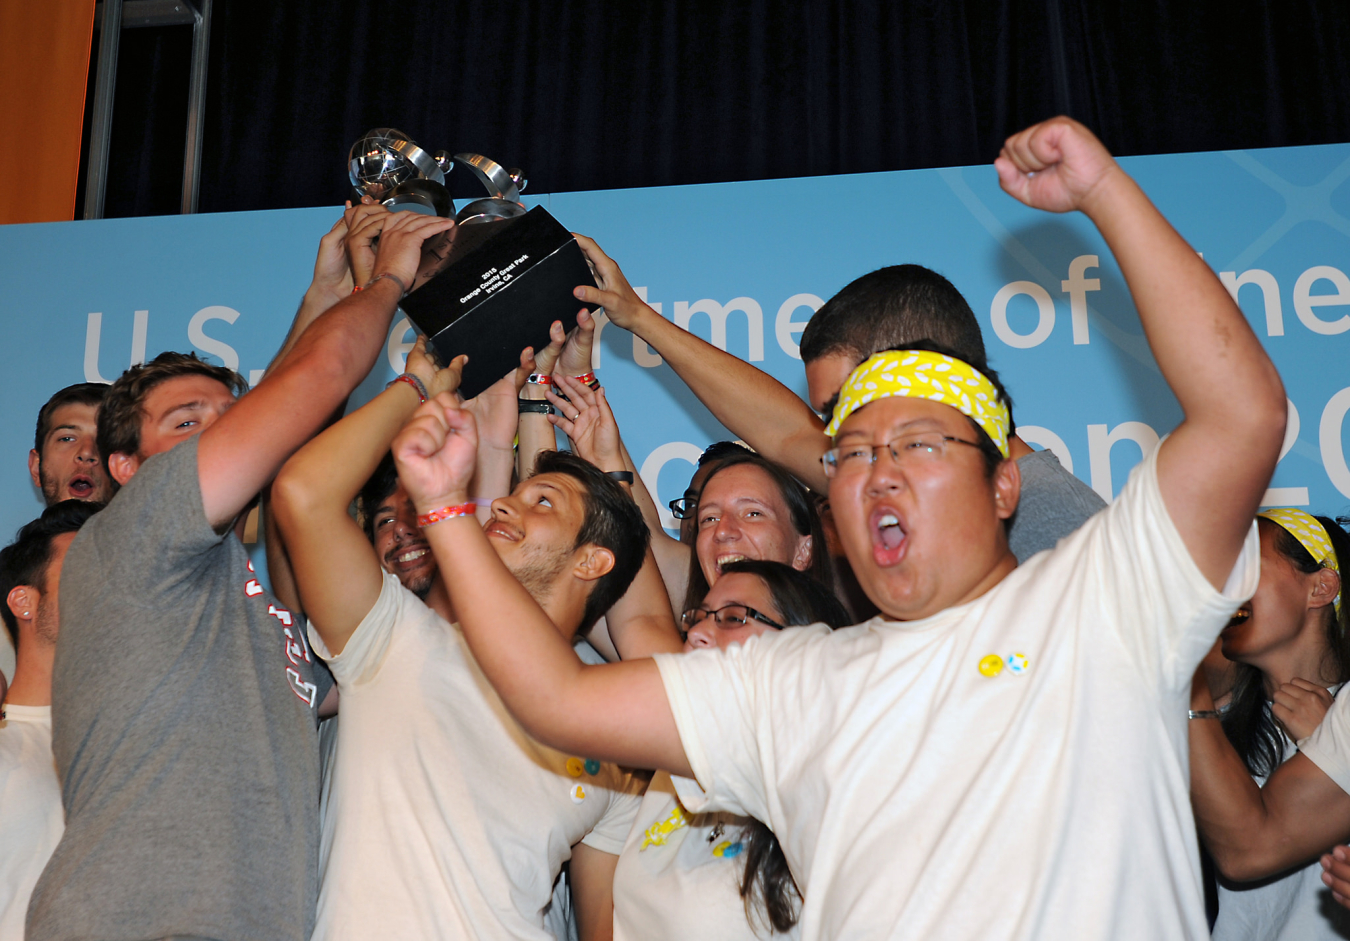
[580,770,647,854]
[79,436,227,602]
[308,570,402,687]
[1064,441,1259,690]
[653,641,777,821]
[1299,692,1350,795]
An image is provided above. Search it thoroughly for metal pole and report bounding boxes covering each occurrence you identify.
[84,0,124,220]
[180,0,211,214]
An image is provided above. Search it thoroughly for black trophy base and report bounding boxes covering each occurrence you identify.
[397,206,600,399]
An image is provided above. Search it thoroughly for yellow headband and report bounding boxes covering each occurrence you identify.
[824,350,1011,458]
[1259,507,1341,611]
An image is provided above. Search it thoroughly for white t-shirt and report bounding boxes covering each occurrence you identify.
[653,446,1259,940]
[309,572,643,941]
[1214,702,1350,941]
[614,770,799,941]
[0,704,63,938]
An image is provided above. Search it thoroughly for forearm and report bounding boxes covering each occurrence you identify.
[425,514,687,770]
[266,284,347,375]
[1083,170,1284,434]
[602,546,683,658]
[278,379,422,511]
[517,411,556,479]
[272,278,402,391]
[626,307,830,490]
[472,446,515,524]
[1190,714,1281,878]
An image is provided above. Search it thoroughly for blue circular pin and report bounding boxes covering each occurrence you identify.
[584,758,601,775]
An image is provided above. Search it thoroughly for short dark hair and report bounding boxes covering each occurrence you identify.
[34,383,108,455]
[799,265,986,368]
[683,452,834,614]
[698,440,754,468]
[0,500,103,646]
[97,352,249,474]
[356,452,400,543]
[533,450,650,630]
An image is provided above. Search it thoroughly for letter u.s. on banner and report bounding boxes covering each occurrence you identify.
[2,143,1349,590]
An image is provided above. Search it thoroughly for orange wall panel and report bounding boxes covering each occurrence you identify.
[0,0,97,224]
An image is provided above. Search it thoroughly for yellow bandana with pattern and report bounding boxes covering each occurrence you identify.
[824,349,1012,458]
[1259,507,1341,612]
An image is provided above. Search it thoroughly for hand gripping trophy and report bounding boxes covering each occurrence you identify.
[346,128,597,397]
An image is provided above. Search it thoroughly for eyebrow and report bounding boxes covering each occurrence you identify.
[818,393,841,422]
[47,422,85,436]
[159,401,208,422]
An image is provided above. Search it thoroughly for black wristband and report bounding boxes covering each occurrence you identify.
[518,399,553,415]
[606,470,635,484]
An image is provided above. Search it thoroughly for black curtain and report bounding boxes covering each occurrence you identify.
[82,0,1350,218]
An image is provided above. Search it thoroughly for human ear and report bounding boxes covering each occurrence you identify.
[6,586,36,623]
[993,457,1022,521]
[573,545,616,584]
[108,451,140,487]
[1311,568,1341,610]
[28,449,41,489]
[791,535,814,571]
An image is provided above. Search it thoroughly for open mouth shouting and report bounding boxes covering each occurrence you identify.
[67,474,96,499]
[870,506,908,566]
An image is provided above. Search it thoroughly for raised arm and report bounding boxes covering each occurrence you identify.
[1189,673,1350,880]
[196,211,456,529]
[548,375,683,658]
[271,340,463,655]
[573,236,831,493]
[392,394,691,775]
[995,118,1285,587]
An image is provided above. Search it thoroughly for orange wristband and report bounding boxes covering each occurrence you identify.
[416,503,477,527]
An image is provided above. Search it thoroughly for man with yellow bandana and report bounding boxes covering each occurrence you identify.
[389,116,1286,940]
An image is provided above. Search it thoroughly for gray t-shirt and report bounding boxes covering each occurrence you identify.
[1008,448,1107,563]
[28,435,334,941]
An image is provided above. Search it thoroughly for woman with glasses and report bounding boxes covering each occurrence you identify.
[613,560,849,940]
[1190,510,1350,940]
[682,453,835,624]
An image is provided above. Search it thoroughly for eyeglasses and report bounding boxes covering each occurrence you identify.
[681,604,785,632]
[668,492,698,520]
[821,432,983,478]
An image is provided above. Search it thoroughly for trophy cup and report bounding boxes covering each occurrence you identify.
[348,129,598,397]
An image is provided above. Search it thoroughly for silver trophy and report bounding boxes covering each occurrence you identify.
[348,128,528,226]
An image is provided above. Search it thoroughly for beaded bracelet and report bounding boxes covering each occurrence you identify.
[388,373,428,403]
[416,502,478,527]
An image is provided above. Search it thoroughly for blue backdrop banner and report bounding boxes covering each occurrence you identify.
[2,142,1349,601]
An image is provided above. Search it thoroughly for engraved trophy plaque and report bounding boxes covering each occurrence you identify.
[348,129,597,397]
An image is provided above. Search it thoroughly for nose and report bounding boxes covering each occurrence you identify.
[685,621,717,649]
[713,515,740,542]
[865,447,906,498]
[77,437,98,463]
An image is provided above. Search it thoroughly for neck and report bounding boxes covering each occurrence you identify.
[538,584,588,644]
[1254,614,1340,693]
[426,576,454,624]
[5,643,54,707]
[1008,434,1034,461]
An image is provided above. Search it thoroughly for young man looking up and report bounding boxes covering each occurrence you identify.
[574,220,1104,565]
[390,117,1285,939]
[272,341,668,940]
[0,500,99,938]
[28,383,112,507]
[26,208,455,941]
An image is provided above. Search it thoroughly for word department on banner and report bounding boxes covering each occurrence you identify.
[2,142,1349,575]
